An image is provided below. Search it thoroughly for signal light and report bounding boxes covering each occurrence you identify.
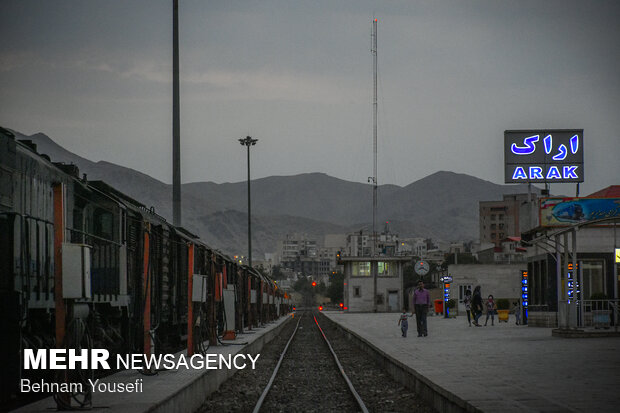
[344,306,348,310]
[339,303,344,308]
[319,306,323,311]
[312,281,317,287]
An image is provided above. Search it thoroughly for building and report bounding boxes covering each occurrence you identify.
[521,186,620,328]
[341,256,411,312]
[346,224,402,258]
[346,232,370,257]
[448,263,525,315]
[477,237,527,264]
[278,234,342,281]
[278,234,317,262]
[479,193,537,247]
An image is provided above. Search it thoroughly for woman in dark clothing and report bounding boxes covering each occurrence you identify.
[463,289,473,326]
[472,286,483,326]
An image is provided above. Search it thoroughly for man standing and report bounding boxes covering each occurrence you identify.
[412,280,431,337]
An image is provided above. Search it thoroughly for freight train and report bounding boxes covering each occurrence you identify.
[0,127,290,409]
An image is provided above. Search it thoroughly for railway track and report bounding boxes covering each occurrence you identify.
[199,310,435,412]
[252,311,368,412]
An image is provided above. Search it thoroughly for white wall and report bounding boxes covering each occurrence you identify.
[448,264,526,312]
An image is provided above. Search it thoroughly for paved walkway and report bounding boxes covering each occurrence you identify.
[14,316,291,413]
[323,311,620,413]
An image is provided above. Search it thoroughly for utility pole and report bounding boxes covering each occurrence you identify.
[172,0,181,226]
[371,18,378,257]
[371,18,378,311]
[239,136,258,267]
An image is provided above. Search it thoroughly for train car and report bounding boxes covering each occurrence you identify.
[0,126,289,409]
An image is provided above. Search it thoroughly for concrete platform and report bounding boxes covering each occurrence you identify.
[322,311,620,413]
[13,316,292,413]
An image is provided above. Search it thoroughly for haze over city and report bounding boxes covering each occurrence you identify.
[2,0,620,197]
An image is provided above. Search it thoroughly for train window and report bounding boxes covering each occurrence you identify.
[94,208,114,240]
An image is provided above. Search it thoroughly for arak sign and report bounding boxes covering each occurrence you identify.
[504,130,584,183]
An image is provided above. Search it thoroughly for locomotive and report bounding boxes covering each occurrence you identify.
[0,127,290,408]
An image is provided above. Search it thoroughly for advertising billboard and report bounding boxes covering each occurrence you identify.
[504,129,584,183]
[539,197,620,227]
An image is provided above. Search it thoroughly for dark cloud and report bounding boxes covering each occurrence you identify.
[1,0,618,195]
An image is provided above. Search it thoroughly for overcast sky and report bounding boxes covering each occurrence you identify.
[1,0,619,195]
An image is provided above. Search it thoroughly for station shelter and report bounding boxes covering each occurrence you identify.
[521,186,620,328]
[340,256,411,312]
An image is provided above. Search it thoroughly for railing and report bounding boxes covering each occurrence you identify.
[558,299,619,331]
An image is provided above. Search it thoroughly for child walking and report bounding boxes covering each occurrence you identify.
[398,309,411,337]
[485,295,496,326]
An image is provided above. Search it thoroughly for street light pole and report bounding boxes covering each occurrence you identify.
[172,0,181,227]
[239,136,258,267]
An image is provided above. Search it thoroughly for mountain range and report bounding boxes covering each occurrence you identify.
[10,129,538,256]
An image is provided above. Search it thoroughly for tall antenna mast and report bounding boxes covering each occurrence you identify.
[371,18,378,312]
[372,18,378,257]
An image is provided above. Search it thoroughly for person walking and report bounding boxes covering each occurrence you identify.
[513,300,522,325]
[412,280,431,337]
[472,286,483,326]
[484,294,496,326]
[463,289,473,326]
[398,309,411,337]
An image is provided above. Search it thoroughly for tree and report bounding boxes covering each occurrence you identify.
[326,272,344,303]
[271,265,286,280]
[293,277,312,294]
[402,264,417,311]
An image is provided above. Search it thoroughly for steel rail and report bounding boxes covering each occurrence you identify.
[252,313,303,413]
[313,314,369,413]
[252,311,369,413]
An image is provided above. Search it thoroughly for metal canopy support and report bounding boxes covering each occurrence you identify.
[571,229,578,328]
[555,235,561,314]
[614,220,618,301]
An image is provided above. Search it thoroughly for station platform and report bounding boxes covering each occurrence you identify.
[14,316,292,413]
[322,311,620,413]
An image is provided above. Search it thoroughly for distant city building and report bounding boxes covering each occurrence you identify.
[345,223,402,257]
[479,193,536,247]
[278,234,317,262]
[346,232,370,257]
[477,236,527,264]
[277,234,342,280]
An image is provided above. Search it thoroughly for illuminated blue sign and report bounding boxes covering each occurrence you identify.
[567,263,580,304]
[505,130,584,183]
[521,270,529,323]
